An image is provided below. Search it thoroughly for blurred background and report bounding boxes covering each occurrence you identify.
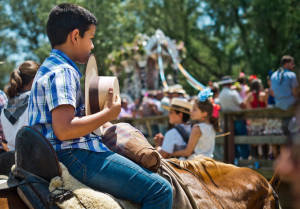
[0,0,299,96]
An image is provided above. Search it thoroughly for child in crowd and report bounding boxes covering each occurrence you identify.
[28,3,172,209]
[1,61,39,151]
[154,98,192,158]
[170,88,221,158]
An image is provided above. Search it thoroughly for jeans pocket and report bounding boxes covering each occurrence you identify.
[57,149,87,181]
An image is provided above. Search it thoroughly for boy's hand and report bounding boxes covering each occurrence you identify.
[103,88,121,120]
[154,133,164,147]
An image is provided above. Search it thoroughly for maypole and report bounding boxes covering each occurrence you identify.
[147,29,205,91]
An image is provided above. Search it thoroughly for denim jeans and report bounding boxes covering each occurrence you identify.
[56,149,173,209]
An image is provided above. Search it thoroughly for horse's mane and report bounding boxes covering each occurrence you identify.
[168,156,222,187]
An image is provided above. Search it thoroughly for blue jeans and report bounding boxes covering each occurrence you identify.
[56,149,172,209]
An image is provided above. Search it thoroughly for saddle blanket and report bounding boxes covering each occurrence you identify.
[49,160,198,209]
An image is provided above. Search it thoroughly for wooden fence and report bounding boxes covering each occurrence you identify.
[221,107,295,164]
[112,107,295,177]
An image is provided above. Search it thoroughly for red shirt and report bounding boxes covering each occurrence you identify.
[250,92,266,108]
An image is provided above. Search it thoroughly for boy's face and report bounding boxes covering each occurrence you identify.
[75,25,96,64]
[168,109,182,125]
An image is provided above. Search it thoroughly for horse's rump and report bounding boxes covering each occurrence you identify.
[169,156,280,209]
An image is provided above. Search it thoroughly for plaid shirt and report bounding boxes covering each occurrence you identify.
[28,49,109,152]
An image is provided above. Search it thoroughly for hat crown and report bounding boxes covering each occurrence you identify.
[170,98,192,112]
[219,75,235,85]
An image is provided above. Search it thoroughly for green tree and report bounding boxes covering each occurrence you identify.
[1,0,300,93]
[0,1,17,88]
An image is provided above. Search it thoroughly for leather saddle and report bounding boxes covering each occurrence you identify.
[14,126,61,181]
[0,126,61,209]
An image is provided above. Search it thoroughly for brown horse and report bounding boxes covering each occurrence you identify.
[0,156,280,209]
[168,156,281,209]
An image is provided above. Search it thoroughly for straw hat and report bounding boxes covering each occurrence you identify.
[168,84,186,94]
[85,54,120,135]
[218,75,236,85]
[161,98,192,114]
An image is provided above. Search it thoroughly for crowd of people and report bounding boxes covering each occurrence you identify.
[0,3,299,208]
[1,55,296,163]
[115,55,298,162]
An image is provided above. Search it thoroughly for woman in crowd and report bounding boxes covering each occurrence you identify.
[245,79,269,159]
[1,60,39,151]
[245,79,268,109]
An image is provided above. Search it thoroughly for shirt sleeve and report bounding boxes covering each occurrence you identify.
[291,73,299,88]
[232,90,243,105]
[44,68,77,111]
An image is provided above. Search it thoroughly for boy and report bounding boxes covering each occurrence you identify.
[154,98,192,158]
[28,3,172,208]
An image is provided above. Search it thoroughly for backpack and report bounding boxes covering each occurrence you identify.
[174,125,190,144]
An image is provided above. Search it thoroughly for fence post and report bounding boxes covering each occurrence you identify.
[223,113,235,164]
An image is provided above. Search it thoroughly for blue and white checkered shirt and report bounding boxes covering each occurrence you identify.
[28,49,109,152]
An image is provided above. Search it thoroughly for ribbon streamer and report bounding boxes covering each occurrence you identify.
[166,45,205,91]
[157,42,169,89]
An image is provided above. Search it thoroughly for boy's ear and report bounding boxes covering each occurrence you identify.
[70,29,80,44]
[179,112,183,119]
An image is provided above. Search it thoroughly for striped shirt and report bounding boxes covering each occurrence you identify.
[28,49,109,152]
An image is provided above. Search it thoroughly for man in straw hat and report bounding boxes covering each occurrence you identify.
[218,75,249,161]
[28,3,173,208]
[154,98,192,158]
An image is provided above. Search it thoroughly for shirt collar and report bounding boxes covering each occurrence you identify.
[50,49,82,78]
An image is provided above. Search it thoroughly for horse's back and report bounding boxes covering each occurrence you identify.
[169,156,280,209]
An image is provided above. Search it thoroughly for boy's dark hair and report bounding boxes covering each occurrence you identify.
[281,55,294,66]
[47,3,97,48]
[174,110,190,123]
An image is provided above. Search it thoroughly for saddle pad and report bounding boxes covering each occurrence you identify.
[0,179,7,184]
[49,162,140,209]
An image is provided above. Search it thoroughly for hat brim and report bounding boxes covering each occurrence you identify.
[218,79,236,85]
[84,54,103,135]
[85,55,120,136]
[161,104,191,114]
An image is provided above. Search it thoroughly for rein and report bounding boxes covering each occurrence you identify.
[166,159,224,209]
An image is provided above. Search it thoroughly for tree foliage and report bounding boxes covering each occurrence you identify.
[0,0,299,93]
